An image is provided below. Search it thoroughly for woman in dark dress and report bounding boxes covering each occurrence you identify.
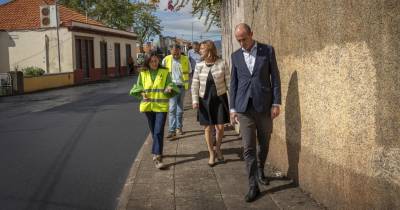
[191,40,230,166]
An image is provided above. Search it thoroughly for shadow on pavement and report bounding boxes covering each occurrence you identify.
[168,132,204,141]
[264,181,297,194]
[163,147,245,168]
[179,129,204,134]
[222,137,242,144]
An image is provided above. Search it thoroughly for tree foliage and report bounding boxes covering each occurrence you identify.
[58,0,162,37]
[164,0,221,31]
[58,0,163,52]
[192,0,221,30]
[132,3,162,51]
[58,0,90,13]
[91,0,136,30]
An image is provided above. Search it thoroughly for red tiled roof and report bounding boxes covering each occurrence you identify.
[0,0,104,30]
[59,5,104,27]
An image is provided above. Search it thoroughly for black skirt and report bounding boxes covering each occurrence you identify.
[198,70,229,125]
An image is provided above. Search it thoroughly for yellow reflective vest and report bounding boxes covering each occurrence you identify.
[163,55,190,90]
[139,69,170,112]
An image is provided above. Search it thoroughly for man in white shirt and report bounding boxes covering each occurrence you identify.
[162,45,191,137]
[188,42,202,77]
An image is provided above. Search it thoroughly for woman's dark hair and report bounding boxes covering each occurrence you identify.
[143,53,164,70]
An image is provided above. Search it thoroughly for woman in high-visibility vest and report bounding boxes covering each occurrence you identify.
[130,53,179,169]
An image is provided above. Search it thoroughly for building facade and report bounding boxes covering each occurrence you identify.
[0,0,137,84]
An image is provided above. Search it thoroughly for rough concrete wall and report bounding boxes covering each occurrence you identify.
[221,0,244,62]
[222,0,400,209]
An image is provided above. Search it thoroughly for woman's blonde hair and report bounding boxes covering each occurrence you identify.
[200,40,219,63]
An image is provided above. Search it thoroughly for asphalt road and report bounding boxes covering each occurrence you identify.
[0,76,149,210]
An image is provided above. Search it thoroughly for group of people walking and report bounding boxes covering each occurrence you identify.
[130,23,281,203]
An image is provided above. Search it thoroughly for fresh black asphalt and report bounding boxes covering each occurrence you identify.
[0,77,148,210]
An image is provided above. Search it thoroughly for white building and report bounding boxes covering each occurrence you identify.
[0,0,137,83]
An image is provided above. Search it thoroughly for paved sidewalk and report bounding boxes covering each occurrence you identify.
[118,96,325,210]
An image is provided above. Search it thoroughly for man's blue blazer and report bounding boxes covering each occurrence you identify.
[230,43,281,113]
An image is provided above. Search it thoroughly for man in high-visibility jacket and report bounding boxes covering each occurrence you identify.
[162,44,191,138]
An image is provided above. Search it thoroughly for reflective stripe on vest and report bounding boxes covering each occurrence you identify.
[139,69,170,112]
[164,55,190,90]
[143,89,165,93]
[145,98,169,103]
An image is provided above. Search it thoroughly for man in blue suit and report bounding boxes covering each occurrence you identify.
[230,23,281,202]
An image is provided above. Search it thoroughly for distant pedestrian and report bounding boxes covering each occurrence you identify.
[230,23,281,202]
[130,53,179,169]
[188,41,202,78]
[127,56,135,75]
[191,40,230,167]
[162,44,191,138]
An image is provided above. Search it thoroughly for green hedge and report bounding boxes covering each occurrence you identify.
[22,67,45,77]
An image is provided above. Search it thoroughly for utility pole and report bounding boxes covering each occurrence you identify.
[55,0,61,73]
[85,0,88,23]
[191,22,193,42]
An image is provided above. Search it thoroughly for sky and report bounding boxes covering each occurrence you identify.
[153,0,222,42]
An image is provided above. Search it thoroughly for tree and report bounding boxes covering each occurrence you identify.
[192,0,221,30]
[58,0,135,30]
[163,0,221,31]
[58,0,96,16]
[132,3,162,52]
[91,0,135,30]
[59,0,163,52]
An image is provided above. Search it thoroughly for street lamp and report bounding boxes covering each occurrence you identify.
[191,20,201,42]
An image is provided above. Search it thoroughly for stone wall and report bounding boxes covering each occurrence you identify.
[221,0,400,209]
